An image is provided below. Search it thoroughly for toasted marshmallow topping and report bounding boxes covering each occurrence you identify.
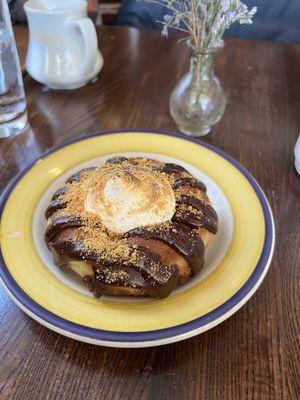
[84,164,175,234]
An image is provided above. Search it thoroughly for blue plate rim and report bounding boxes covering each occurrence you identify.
[0,129,275,343]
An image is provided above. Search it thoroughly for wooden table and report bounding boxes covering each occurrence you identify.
[1,26,299,400]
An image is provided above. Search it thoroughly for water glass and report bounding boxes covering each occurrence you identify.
[0,0,27,138]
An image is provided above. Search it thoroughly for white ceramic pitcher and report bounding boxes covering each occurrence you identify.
[24,0,103,89]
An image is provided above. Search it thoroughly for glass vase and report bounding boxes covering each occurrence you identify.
[169,43,226,137]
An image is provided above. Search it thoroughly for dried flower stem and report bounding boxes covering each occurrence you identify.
[144,0,257,52]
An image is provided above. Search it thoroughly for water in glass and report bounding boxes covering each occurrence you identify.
[0,0,27,138]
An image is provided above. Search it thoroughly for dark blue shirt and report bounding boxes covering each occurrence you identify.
[115,0,300,44]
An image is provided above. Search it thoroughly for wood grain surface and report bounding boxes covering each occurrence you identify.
[0,26,299,400]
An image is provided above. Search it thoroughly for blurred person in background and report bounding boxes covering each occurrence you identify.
[8,0,26,22]
[115,0,300,44]
[7,0,300,44]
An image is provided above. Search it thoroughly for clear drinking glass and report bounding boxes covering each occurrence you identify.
[0,0,27,138]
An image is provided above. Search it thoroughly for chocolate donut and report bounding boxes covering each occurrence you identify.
[45,157,218,299]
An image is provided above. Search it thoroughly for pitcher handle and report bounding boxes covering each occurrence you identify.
[69,18,98,76]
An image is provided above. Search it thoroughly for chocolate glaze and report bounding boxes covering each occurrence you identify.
[45,198,66,219]
[106,156,129,164]
[66,167,96,184]
[48,234,179,298]
[162,163,189,175]
[173,177,207,193]
[45,216,83,243]
[127,222,205,274]
[51,186,67,200]
[49,234,99,264]
[174,195,218,234]
[83,276,104,298]
[93,264,143,289]
[134,246,179,298]
[93,248,178,298]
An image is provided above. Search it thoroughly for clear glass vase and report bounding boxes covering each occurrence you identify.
[170,44,226,137]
